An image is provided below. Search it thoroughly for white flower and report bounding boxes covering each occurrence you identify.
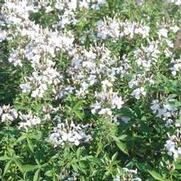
[79,0,89,9]
[167,0,181,5]
[113,176,120,181]
[45,6,53,13]
[101,80,113,90]
[49,121,92,147]
[131,87,146,99]
[68,0,78,10]
[121,116,130,123]
[165,138,181,160]
[170,25,180,33]
[8,50,22,67]
[109,21,120,38]
[157,107,170,118]
[31,89,40,98]
[97,0,106,5]
[97,20,108,39]
[20,83,31,93]
[111,93,124,109]
[158,28,168,38]
[0,107,3,116]
[135,0,144,6]
[135,25,150,38]
[0,30,7,42]
[150,100,160,113]
[18,112,41,130]
[1,114,14,122]
[97,18,120,39]
[133,178,142,181]
[170,58,181,76]
[165,119,174,127]
[98,108,112,116]
[128,79,139,88]
[165,140,176,155]
[0,105,18,122]
[91,102,101,114]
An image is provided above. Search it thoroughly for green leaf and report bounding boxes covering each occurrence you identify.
[111,152,118,161]
[30,131,42,140]
[3,161,11,175]
[33,169,40,181]
[72,102,84,120]
[115,140,129,155]
[76,147,83,158]
[79,161,87,174]
[23,164,39,172]
[0,155,10,161]
[45,170,52,177]
[118,135,127,140]
[112,136,129,155]
[74,109,84,120]
[15,134,26,144]
[148,170,165,181]
[119,107,135,118]
[27,138,34,152]
[175,162,181,170]
[72,163,79,172]
[14,160,24,173]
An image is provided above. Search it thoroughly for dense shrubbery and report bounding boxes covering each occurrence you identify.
[0,0,181,180]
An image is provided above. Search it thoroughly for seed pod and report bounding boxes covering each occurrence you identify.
[174,29,181,50]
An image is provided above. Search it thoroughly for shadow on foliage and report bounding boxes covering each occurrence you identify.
[0,41,21,105]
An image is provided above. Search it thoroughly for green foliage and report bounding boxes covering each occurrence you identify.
[1,0,181,180]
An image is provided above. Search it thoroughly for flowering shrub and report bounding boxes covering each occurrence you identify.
[0,0,181,180]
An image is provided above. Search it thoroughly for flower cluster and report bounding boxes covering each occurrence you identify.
[1,0,181,180]
[18,112,41,130]
[49,121,92,147]
[151,99,179,127]
[165,130,181,160]
[170,57,181,76]
[167,0,181,5]
[97,17,150,40]
[114,168,142,181]
[0,105,18,123]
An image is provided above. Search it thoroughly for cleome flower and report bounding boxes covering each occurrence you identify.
[49,121,92,147]
[0,105,18,123]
